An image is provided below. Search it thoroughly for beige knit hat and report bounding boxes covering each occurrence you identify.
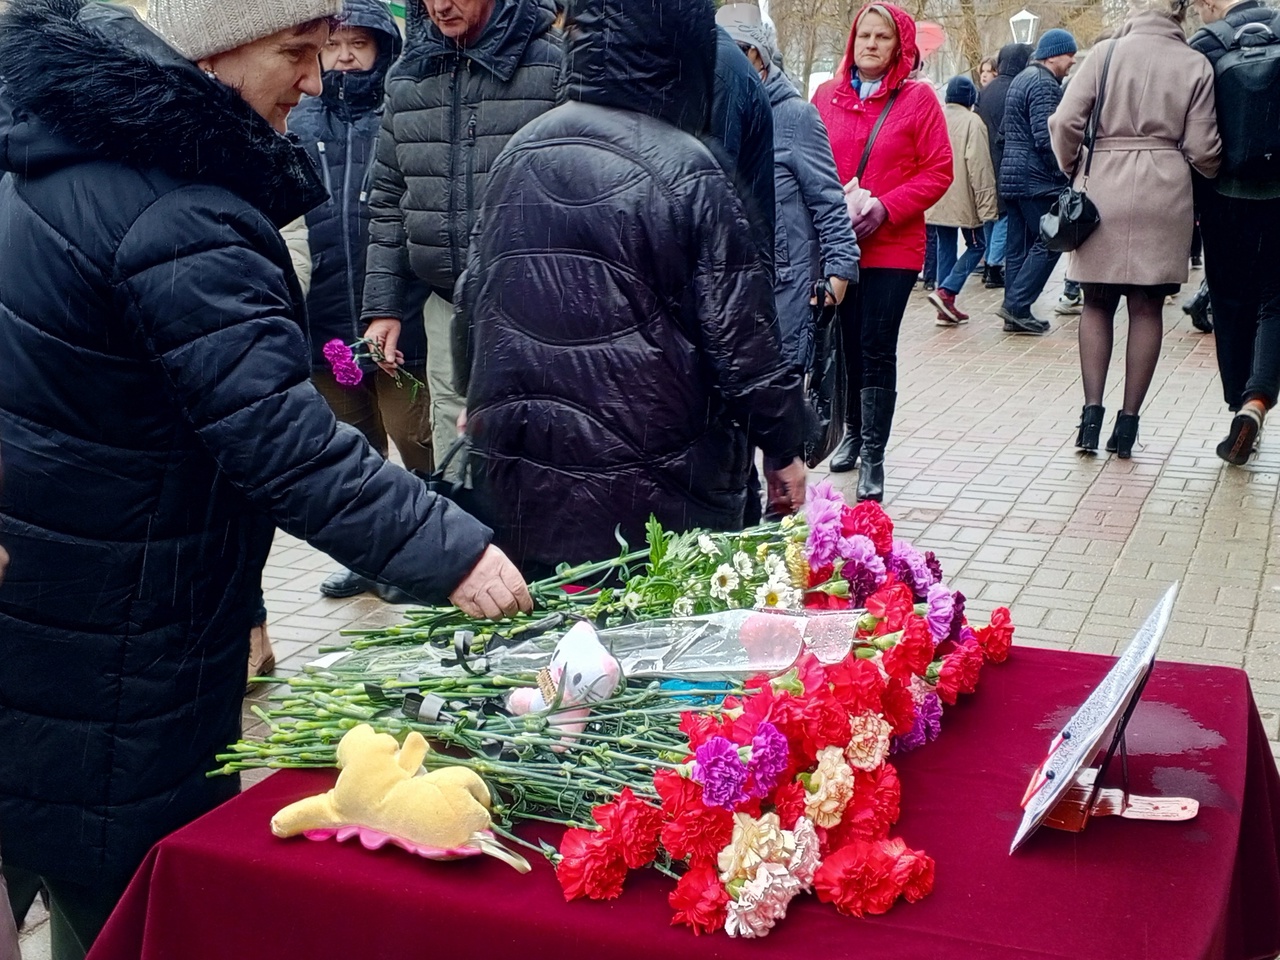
[148,0,345,61]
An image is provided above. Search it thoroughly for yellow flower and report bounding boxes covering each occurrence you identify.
[784,541,809,590]
[804,746,855,828]
[717,812,796,884]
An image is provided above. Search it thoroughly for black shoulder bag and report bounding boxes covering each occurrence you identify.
[1040,42,1116,254]
[804,87,900,468]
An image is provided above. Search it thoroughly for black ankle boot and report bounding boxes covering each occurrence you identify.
[1182,280,1213,334]
[1076,404,1105,452]
[984,264,1004,289]
[829,426,860,473]
[1111,413,1140,459]
[856,387,896,502]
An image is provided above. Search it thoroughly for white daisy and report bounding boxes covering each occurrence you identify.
[710,563,740,601]
[672,597,695,617]
[698,534,720,557]
[621,592,642,611]
[733,552,754,578]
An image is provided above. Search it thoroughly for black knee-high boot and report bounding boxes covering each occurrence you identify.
[856,387,896,502]
[828,399,862,473]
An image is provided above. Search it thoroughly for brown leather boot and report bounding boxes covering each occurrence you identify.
[247,622,276,690]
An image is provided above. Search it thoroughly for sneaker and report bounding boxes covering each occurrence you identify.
[1054,291,1083,315]
[1216,406,1263,466]
[319,567,373,599]
[1191,255,1203,268]
[928,289,969,324]
[997,305,1050,335]
[923,280,937,292]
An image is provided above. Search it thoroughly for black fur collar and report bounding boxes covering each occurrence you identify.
[0,0,326,227]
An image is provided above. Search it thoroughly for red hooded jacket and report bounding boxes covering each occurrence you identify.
[813,4,953,271]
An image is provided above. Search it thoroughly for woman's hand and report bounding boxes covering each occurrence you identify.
[851,199,888,240]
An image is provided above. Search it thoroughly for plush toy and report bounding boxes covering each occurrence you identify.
[271,724,528,871]
[505,620,622,744]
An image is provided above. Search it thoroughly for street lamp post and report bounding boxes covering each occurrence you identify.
[1009,8,1040,45]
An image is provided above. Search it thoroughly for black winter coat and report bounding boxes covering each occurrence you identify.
[456,0,806,574]
[287,0,428,369]
[999,62,1068,200]
[975,42,1032,213]
[0,0,490,884]
[361,0,561,315]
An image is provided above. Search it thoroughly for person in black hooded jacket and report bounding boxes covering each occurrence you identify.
[456,0,808,575]
[286,0,436,600]
[974,42,1031,288]
[0,0,530,946]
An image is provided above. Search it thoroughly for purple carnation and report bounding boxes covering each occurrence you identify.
[323,339,365,388]
[891,719,927,754]
[845,561,881,607]
[691,736,750,810]
[891,693,943,755]
[924,550,945,585]
[333,361,364,387]
[948,590,967,644]
[959,625,977,645]
[837,534,886,578]
[925,583,954,642]
[804,480,844,568]
[887,540,936,601]
[747,722,789,798]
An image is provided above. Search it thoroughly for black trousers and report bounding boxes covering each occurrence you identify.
[1003,195,1061,318]
[4,865,129,960]
[837,267,918,417]
[1200,192,1280,409]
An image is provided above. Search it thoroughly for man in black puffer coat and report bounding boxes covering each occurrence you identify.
[0,0,529,929]
[456,0,809,574]
[361,0,561,480]
[974,41,1032,288]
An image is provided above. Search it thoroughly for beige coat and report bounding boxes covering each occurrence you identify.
[1049,12,1220,287]
[926,104,998,228]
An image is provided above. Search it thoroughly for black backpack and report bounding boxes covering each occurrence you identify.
[1204,14,1280,183]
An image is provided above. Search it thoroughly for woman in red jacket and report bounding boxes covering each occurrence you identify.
[815,3,952,501]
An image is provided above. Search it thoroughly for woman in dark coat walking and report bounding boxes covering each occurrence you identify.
[457,0,808,575]
[0,1,528,952]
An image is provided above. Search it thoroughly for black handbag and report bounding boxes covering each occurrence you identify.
[1040,42,1116,254]
[412,435,482,516]
[804,279,847,468]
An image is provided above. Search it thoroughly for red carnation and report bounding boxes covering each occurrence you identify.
[828,762,901,844]
[809,563,835,588]
[730,686,811,765]
[865,580,914,635]
[813,839,903,917]
[772,779,807,830]
[592,787,663,869]
[678,712,733,752]
[879,677,917,737]
[825,656,887,714]
[801,688,855,755]
[883,838,936,903]
[654,769,735,864]
[557,827,628,901]
[840,501,894,556]
[805,591,854,611]
[881,615,934,681]
[669,862,730,935]
[936,640,984,705]
[975,607,1015,663]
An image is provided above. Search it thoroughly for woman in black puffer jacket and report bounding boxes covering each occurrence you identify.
[457,0,808,574]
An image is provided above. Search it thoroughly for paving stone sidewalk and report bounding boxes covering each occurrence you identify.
[18,269,1280,959]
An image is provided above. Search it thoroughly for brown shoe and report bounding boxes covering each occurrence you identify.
[247,622,276,690]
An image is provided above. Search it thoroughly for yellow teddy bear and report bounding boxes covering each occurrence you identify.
[271,724,521,866]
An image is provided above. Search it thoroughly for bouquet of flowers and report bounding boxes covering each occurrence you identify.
[222,486,1013,938]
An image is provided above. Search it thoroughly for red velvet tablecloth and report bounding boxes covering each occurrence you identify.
[88,647,1280,960]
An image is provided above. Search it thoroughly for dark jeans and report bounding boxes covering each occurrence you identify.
[936,226,986,296]
[1201,193,1280,409]
[1003,196,1061,318]
[923,225,939,283]
[838,267,918,414]
[5,866,129,960]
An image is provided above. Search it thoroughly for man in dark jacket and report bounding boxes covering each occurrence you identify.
[1191,0,1280,464]
[975,41,1032,288]
[997,28,1077,334]
[361,0,561,481]
[287,0,435,599]
[455,0,809,575]
[0,0,530,951]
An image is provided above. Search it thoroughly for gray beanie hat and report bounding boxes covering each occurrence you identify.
[715,3,773,70]
[148,0,344,61]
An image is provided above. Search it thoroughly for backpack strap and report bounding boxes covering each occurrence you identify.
[1204,17,1240,52]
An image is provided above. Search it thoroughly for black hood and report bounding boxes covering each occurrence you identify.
[0,0,326,228]
[998,42,1033,77]
[318,0,403,115]
[403,0,557,82]
[562,0,716,136]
